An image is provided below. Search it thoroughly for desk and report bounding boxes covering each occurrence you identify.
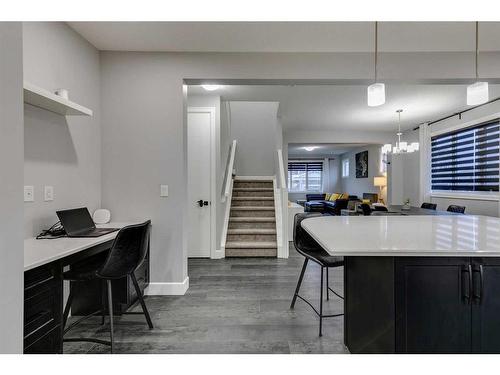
[23,222,149,354]
[302,215,500,353]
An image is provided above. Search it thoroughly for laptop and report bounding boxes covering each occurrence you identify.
[56,207,119,238]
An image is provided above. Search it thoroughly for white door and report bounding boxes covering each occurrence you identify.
[187,108,214,257]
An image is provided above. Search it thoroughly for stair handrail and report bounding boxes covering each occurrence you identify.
[222,139,237,202]
[277,149,287,189]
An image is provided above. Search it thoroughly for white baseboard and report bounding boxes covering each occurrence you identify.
[145,277,189,296]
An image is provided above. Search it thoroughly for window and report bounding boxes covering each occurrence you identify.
[431,119,500,193]
[342,159,350,178]
[288,161,323,192]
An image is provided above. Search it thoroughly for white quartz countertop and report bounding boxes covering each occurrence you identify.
[301,215,500,257]
[24,222,138,271]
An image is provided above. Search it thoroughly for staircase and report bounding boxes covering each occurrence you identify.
[225,178,277,257]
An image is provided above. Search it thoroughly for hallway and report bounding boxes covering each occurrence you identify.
[65,245,346,354]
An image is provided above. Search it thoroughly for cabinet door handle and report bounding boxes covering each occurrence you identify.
[461,265,472,304]
[472,264,484,304]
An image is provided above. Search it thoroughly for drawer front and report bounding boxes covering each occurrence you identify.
[24,263,62,352]
[24,325,62,354]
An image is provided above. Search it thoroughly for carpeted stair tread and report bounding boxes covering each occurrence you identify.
[225,241,277,249]
[227,229,276,234]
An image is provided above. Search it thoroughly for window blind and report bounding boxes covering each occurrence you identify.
[431,119,500,192]
[287,161,323,172]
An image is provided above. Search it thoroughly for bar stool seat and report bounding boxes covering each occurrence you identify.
[298,247,344,268]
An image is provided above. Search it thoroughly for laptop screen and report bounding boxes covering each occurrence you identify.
[57,207,96,235]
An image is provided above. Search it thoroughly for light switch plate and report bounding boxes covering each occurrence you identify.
[160,184,169,197]
[24,186,34,202]
[44,186,54,201]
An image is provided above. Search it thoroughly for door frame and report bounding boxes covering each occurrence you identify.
[187,106,217,259]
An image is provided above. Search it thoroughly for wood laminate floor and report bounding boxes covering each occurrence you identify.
[64,243,347,354]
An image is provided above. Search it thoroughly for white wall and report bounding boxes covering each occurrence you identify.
[23,22,101,237]
[230,101,280,176]
[339,145,384,200]
[0,22,24,354]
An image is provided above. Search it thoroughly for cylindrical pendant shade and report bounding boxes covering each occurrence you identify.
[467,81,489,105]
[367,83,385,107]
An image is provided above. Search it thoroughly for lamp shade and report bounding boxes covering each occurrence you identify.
[373,176,387,187]
[467,81,489,105]
[367,83,385,107]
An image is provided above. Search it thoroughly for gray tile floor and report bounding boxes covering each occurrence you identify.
[65,244,347,354]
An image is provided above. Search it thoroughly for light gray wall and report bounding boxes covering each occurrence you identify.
[23,22,101,237]
[230,101,279,176]
[339,145,383,199]
[99,49,500,286]
[0,22,24,354]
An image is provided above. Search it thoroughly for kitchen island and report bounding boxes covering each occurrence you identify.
[301,215,500,353]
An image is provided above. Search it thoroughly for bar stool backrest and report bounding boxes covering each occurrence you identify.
[421,202,437,210]
[293,213,323,256]
[447,205,466,214]
[97,220,151,279]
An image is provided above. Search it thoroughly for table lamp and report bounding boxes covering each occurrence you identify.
[373,176,387,204]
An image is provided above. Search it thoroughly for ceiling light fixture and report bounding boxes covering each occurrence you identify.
[382,110,419,155]
[201,84,221,91]
[467,22,489,106]
[304,146,318,151]
[367,21,385,107]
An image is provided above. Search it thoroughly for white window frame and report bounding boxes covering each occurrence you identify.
[287,159,324,193]
[342,158,350,178]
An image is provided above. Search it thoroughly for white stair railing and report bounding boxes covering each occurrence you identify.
[275,149,289,258]
[220,140,237,255]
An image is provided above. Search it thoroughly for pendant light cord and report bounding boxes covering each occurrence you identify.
[374,21,378,82]
[475,21,479,80]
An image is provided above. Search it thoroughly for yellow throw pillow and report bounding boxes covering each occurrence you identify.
[329,193,340,201]
[340,193,349,200]
[362,199,371,204]
[324,193,331,200]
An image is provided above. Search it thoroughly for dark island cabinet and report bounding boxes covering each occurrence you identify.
[395,257,472,353]
[344,256,500,354]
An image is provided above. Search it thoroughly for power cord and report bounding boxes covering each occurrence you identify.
[36,221,67,239]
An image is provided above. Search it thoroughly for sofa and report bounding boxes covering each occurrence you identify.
[304,193,358,215]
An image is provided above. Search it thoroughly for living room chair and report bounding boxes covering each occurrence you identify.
[290,213,344,337]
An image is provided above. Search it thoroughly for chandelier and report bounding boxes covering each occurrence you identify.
[382,110,419,154]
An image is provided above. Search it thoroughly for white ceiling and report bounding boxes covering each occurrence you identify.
[68,22,500,52]
[188,84,500,132]
[288,143,368,158]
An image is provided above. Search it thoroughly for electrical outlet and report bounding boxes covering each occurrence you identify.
[160,184,169,197]
[24,186,34,202]
[44,186,54,201]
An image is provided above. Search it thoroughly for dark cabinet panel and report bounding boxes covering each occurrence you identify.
[395,258,471,353]
[472,258,500,353]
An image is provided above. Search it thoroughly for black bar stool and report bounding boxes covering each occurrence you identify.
[290,213,344,337]
[62,221,153,353]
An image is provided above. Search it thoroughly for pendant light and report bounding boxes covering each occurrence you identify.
[382,110,419,154]
[367,21,385,107]
[467,22,489,105]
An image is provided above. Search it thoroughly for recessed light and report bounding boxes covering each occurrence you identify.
[304,146,317,152]
[201,84,221,91]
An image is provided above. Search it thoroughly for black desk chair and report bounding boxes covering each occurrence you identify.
[290,213,344,337]
[421,202,437,210]
[62,221,153,353]
[447,205,466,214]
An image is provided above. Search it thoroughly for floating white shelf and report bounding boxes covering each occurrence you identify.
[23,81,93,116]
